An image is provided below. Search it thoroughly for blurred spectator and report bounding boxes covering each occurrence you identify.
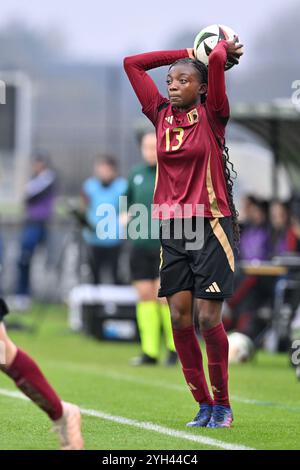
[221,190,300,347]
[225,197,271,337]
[289,194,300,252]
[124,132,177,366]
[81,155,127,284]
[290,217,300,252]
[227,198,300,341]
[15,153,57,305]
[269,200,299,257]
[239,197,269,261]
[238,194,255,225]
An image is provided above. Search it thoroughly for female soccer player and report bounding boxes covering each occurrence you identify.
[124,37,243,428]
[0,298,84,449]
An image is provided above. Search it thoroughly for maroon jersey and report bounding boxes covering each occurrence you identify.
[124,41,231,219]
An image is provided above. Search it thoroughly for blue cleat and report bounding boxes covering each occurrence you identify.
[186,404,213,427]
[206,405,233,428]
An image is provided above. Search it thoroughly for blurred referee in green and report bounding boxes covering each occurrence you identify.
[124,131,177,366]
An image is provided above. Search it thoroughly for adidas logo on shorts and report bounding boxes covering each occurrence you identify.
[205,282,221,293]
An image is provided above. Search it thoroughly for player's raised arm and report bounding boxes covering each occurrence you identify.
[124,50,190,124]
[206,37,243,119]
[206,40,229,118]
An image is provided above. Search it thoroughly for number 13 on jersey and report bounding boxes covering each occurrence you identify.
[165,127,184,152]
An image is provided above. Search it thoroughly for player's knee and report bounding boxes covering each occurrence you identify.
[197,299,222,331]
[198,308,219,331]
[198,311,213,330]
[169,304,190,327]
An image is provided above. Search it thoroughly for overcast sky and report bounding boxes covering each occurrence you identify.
[0,0,297,63]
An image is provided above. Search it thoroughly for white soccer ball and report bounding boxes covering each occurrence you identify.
[194,24,240,70]
[228,332,255,364]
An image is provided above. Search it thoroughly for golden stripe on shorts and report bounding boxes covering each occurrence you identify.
[153,160,159,195]
[206,153,223,218]
[159,246,164,270]
[209,218,235,272]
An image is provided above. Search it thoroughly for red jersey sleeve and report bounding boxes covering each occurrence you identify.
[124,50,189,125]
[206,40,230,120]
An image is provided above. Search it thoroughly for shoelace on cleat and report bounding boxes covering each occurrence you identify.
[212,405,231,423]
[193,405,212,422]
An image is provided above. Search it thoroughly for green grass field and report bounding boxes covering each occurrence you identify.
[0,304,299,450]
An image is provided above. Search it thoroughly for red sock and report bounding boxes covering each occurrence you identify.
[173,326,213,405]
[4,349,63,420]
[202,323,230,407]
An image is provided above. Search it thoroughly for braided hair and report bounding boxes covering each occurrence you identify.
[169,58,240,247]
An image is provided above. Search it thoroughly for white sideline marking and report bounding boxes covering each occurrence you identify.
[47,360,297,410]
[0,388,253,450]
[81,407,253,450]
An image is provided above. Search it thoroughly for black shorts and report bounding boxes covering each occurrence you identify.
[0,298,9,322]
[130,246,160,282]
[158,217,235,300]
